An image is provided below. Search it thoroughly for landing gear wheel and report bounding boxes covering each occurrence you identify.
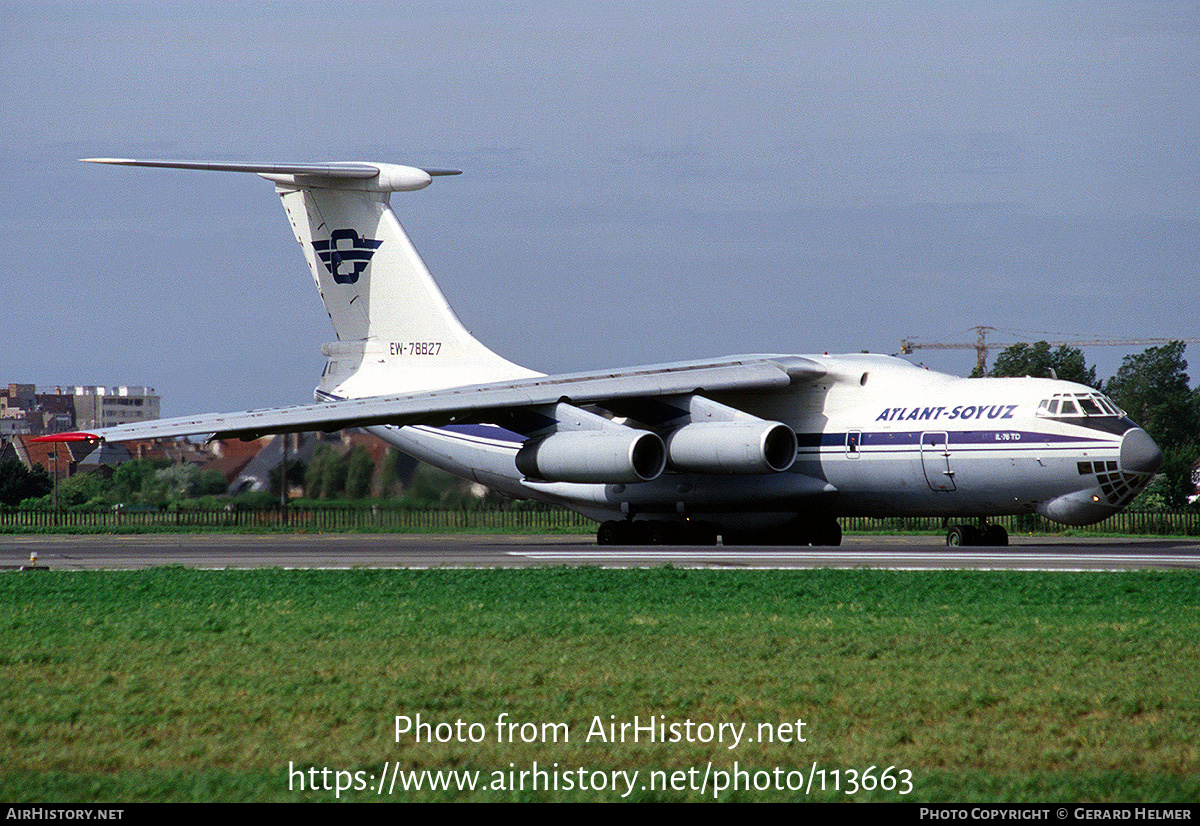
[646,521,679,545]
[683,522,719,546]
[947,524,997,546]
[810,518,842,546]
[601,520,717,546]
[597,520,632,545]
[983,524,1008,546]
[722,518,842,546]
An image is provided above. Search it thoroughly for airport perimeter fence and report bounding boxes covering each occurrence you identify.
[839,509,1200,537]
[0,506,1198,535]
[0,505,595,533]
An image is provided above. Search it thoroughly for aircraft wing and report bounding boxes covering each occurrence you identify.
[34,356,825,444]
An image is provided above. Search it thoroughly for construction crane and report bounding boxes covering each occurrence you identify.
[899,326,1200,375]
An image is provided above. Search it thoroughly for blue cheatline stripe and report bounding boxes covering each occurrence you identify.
[314,390,522,445]
[410,426,522,451]
[438,423,525,444]
[797,429,1111,448]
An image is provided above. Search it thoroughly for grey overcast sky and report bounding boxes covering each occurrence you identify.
[1,1,1197,415]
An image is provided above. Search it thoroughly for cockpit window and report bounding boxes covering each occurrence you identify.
[1035,391,1124,418]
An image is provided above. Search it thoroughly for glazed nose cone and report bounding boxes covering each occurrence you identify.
[1120,428,1163,474]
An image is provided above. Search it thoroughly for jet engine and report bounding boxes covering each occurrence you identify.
[515,430,667,483]
[665,420,797,474]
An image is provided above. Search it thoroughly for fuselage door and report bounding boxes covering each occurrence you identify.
[846,430,861,458]
[921,431,956,491]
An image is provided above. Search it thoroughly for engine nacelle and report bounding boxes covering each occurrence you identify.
[516,430,667,483]
[665,421,797,474]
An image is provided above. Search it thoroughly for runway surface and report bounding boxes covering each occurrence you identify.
[3,533,1200,571]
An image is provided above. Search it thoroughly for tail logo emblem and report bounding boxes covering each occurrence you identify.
[312,229,384,284]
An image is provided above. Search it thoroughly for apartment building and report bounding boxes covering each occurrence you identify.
[67,386,161,431]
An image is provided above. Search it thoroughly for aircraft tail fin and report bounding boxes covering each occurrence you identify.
[82,159,539,397]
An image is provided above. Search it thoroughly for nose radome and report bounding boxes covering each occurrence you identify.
[1120,428,1164,474]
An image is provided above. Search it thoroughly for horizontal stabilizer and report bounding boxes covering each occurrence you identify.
[81,158,462,178]
[81,158,461,193]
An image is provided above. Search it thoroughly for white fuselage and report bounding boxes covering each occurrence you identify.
[362,354,1152,531]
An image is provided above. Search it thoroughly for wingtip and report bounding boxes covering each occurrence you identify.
[29,432,102,444]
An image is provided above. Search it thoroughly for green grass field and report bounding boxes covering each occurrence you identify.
[2,567,1197,802]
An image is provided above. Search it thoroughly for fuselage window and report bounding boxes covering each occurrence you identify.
[1078,397,1103,416]
[1059,399,1079,415]
[1047,399,1060,414]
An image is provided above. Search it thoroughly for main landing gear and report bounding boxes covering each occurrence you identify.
[723,517,842,547]
[596,520,719,546]
[945,520,1008,547]
[596,517,843,546]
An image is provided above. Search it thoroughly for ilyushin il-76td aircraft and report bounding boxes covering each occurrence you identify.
[39,158,1164,547]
